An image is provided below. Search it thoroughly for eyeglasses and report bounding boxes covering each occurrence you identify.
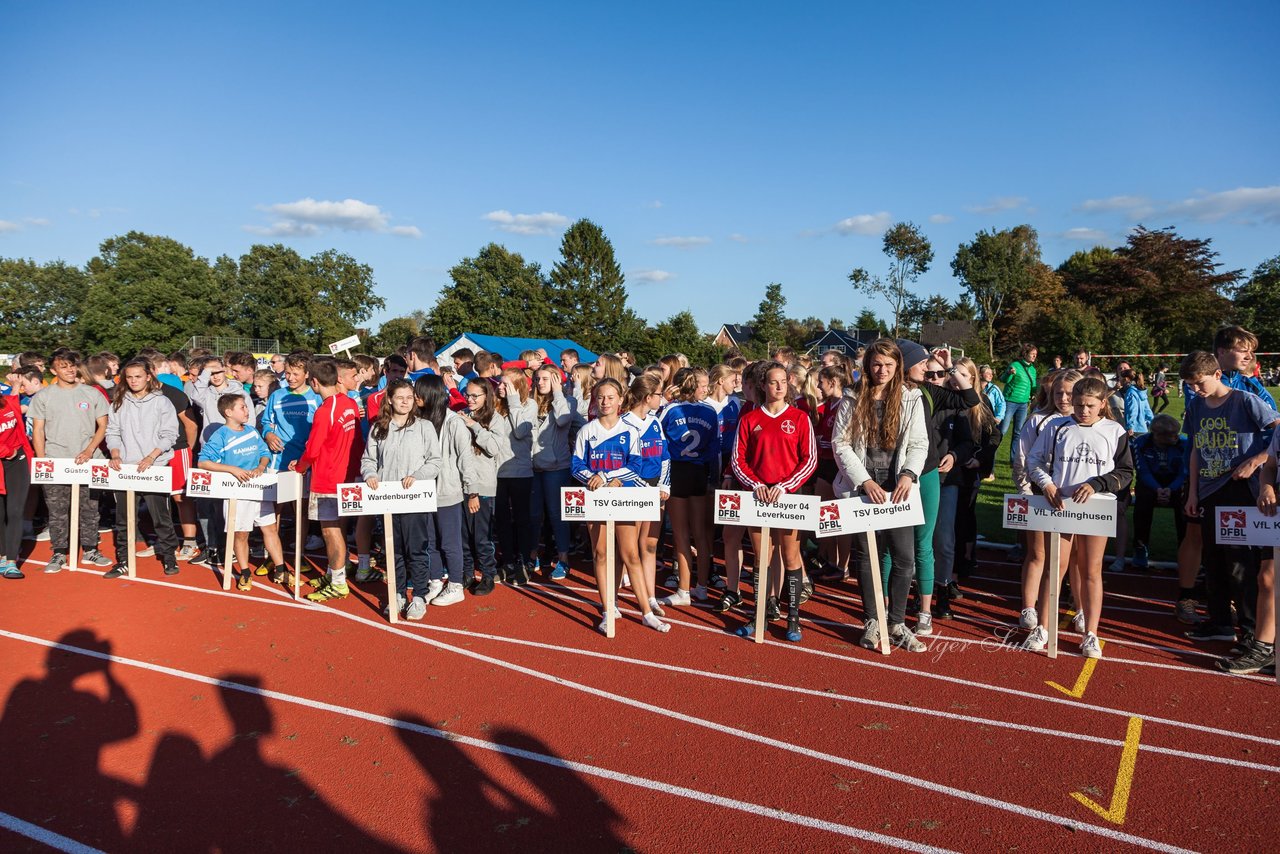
[923,371,946,379]
[465,393,486,400]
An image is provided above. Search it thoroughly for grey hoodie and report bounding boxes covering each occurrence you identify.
[360,417,442,484]
[106,391,179,465]
[531,391,575,471]
[494,393,536,478]
[190,368,253,443]
[435,410,479,507]
[464,414,502,497]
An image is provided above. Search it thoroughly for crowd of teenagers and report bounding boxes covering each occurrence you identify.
[1,327,1277,674]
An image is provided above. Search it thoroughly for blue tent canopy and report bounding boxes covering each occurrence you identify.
[437,333,600,365]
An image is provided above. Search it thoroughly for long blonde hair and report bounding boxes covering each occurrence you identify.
[595,353,628,385]
[955,357,999,438]
[845,338,904,452]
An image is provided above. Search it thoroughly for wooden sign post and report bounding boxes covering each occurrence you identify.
[1003,494,1118,659]
[560,486,663,638]
[31,459,92,570]
[1211,507,1280,685]
[337,479,439,622]
[276,472,305,599]
[186,470,281,592]
[89,462,171,578]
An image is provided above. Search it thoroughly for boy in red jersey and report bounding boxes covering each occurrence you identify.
[290,358,361,601]
[731,361,817,641]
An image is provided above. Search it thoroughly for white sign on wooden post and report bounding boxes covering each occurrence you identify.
[1213,507,1280,547]
[336,481,438,516]
[31,458,93,486]
[89,462,171,493]
[329,334,361,355]
[813,489,923,538]
[713,490,820,531]
[186,470,279,501]
[559,486,661,522]
[276,471,305,600]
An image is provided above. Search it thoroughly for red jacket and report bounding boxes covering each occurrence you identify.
[0,395,34,494]
[730,403,816,494]
[295,393,360,494]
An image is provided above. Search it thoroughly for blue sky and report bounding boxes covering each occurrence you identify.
[3,1,1278,336]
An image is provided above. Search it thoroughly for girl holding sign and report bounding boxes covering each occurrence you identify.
[361,380,442,620]
[571,378,670,633]
[620,374,672,616]
[832,340,929,652]
[1027,376,1134,659]
[730,361,817,642]
[104,359,180,579]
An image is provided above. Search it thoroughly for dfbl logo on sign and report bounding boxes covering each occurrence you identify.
[1219,509,1248,539]
[563,489,586,518]
[718,493,741,522]
[1006,497,1029,526]
[33,460,55,481]
[91,464,110,486]
[190,471,212,491]
[340,485,364,513]
[818,503,841,533]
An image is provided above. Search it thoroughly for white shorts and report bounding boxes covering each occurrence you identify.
[225,499,277,533]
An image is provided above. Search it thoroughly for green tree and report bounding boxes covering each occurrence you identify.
[949,293,978,322]
[1104,313,1155,359]
[428,243,555,343]
[80,232,223,354]
[848,221,933,338]
[784,316,826,351]
[369,316,422,354]
[548,219,645,353]
[1233,255,1280,347]
[1028,295,1103,363]
[852,309,884,337]
[0,258,90,352]
[649,311,718,366]
[951,225,1043,361]
[748,282,788,357]
[827,317,847,331]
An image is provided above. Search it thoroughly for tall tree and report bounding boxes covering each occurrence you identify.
[428,243,554,343]
[848,221,933,338]
[748,282,788,357]
[80,232,224,354]
[0,258,89,352]
[1234,255,1280,347]
[548,219,643,353]
[852,308,884,337]
[951,224,1043,361]
[648,311,718,366]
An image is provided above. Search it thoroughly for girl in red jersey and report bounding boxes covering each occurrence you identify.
[730,361,817,642]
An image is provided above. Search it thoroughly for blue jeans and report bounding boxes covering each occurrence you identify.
[462,496,497,579]
[529,468,572,557]
[932,484,961,587]
[1001,401,1029,462]
[392,511,433,595]
[428,502,465,585]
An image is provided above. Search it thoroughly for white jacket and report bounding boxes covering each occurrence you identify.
[831,387,928,498]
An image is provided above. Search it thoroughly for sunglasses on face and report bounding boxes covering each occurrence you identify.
[923,370,946,379]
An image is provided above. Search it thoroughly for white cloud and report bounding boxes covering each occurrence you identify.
[1076,195,1154,218]
[728,233,751,243]
[652,235,712,248]
[247,197,420,238]
[928,213,954,224]
[0,220,20,234]
[0,217,53,234]
[1061,227,1109,242]
[483,210,569,236]
[646,200,664,209]
[833,212,891,235]
[631,269,675,283]
[1165,185,1280,224]
[24,217,51,227]
[966,196,1028,214]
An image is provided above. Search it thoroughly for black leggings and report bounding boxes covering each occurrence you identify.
[494,476,533,566]
[2,455,30,560]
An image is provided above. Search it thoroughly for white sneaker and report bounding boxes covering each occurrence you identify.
[620,573,630,587]
[135,544,155,557]
[642,612,671,633]
[304,534,324,551]
[692,584,709,602]
[890,622,927,652]
[648,597,665,618]
[916,612,933,637]
[1019,607,1039,630]
[661,588,691,607]
[859,618,881,650]
[44,553,67,574]
[1070,610,1086,634]
[1080,632,1103,659]
[1023,626,1048,651]
[82,549,112,567]
[35,528,50,542]
[432,582,464,607]
[175,544,200,562]
[423,578,445,603]
[405,596,426,621]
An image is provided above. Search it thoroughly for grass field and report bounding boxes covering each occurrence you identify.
[974,387,1280,562]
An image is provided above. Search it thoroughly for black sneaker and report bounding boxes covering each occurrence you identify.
[1216,642,1275,675]
[1185,624,1236,642]
[103,564,128,579]
[766,597,781,621]
[163,563,180,576]
[514,562,531,586]
[1230,632,1256,656]
[715,591,742,613]
[473,575,495,596]
[946,580,964,601]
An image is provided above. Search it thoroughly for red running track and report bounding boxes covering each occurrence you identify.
[1,539,1278,853]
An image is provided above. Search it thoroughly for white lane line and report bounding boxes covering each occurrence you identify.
[967,573,1178,608]
[0,628,954,854]
[0,810,105,854]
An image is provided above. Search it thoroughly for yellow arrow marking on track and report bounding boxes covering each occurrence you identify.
[1046,639,1104,698]
[1072,716,1143,824]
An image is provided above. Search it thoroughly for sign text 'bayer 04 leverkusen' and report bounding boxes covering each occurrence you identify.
[713,490,821,531]
[89,462,172,494]
[31,458,93,486]
[1214,506,1280,547]
[813,488,924,538]
[336,481,438,516]
[560,486,661,522]
[1002,493,1118,536]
